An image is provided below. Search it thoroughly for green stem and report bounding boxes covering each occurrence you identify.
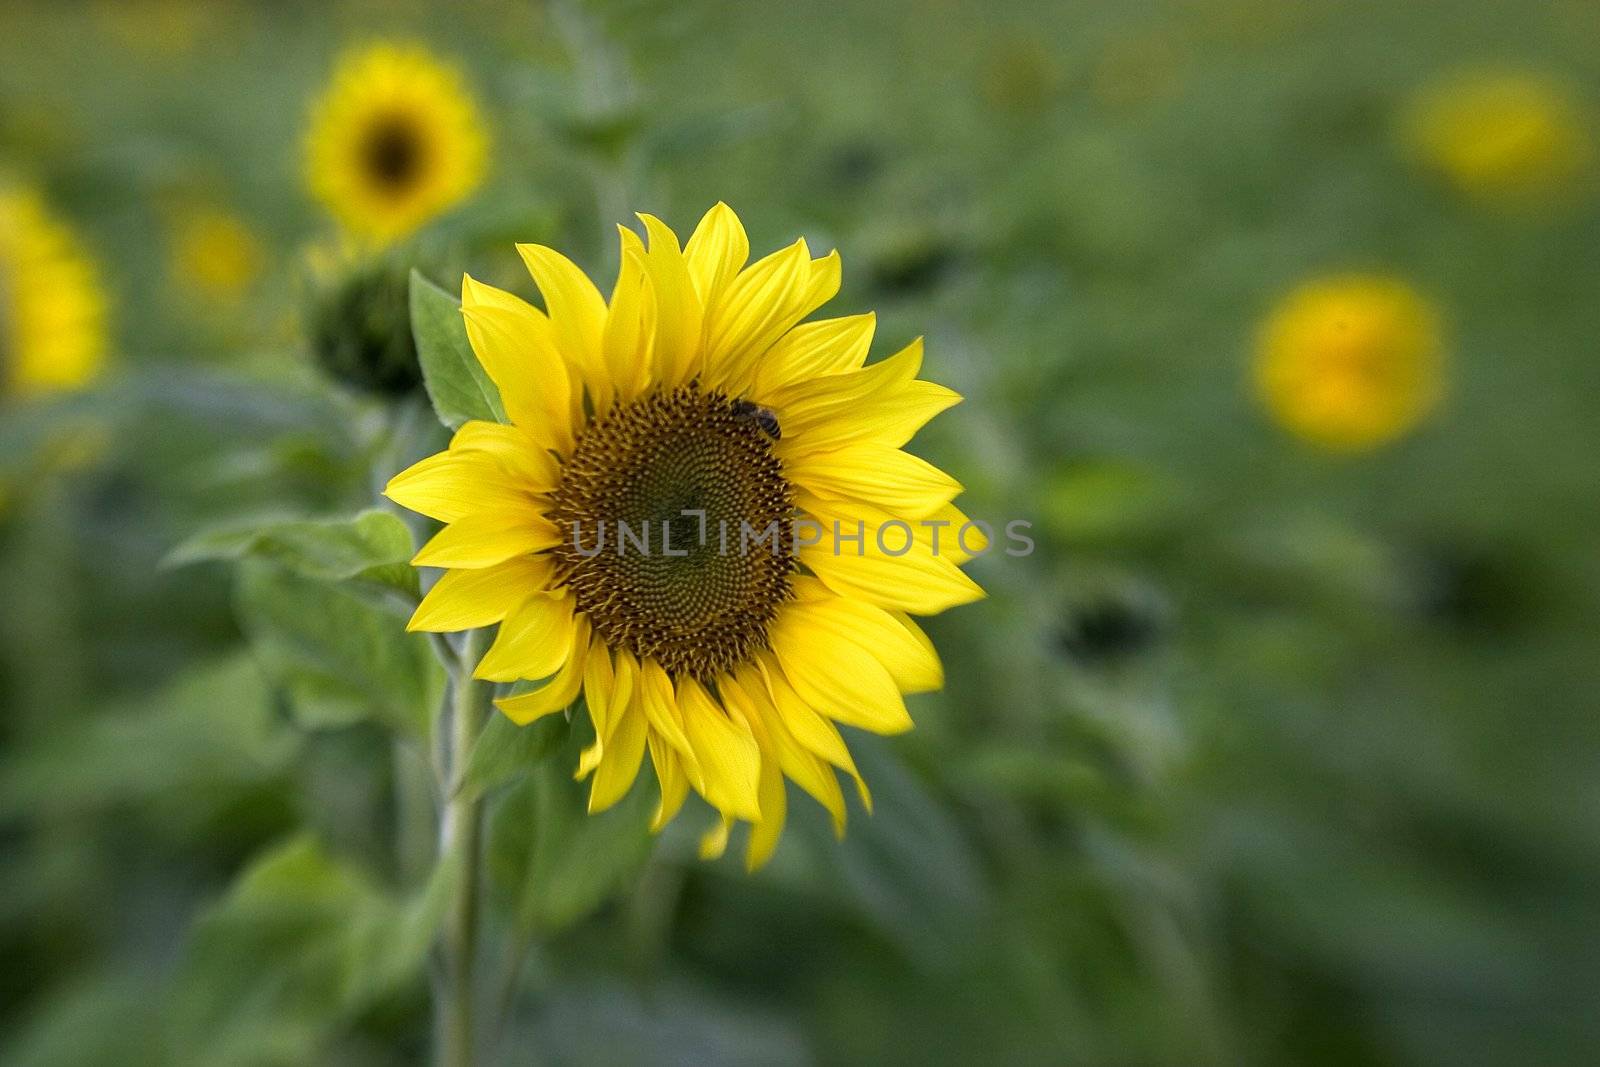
[438,630,491,1067]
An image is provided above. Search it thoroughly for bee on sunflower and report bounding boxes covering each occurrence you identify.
[304,42,488,245]
[386,205,984,868]
[0,188,108,399]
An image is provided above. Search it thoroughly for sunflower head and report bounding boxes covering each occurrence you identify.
[0,188,109,400]
[387,205,984,868]
[305,42,488,244]
[1404,69,1592,204]
[1254,275,1444,452]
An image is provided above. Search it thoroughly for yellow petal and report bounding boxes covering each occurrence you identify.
[787,576,943,692]
[683,202,749,307]
[751,312,876,396]
[698,815,733,860]
[795,494,985,615]
[474,593,576,682]
[635,214,702,387]
[407,556,554,633]
[677,676,762,821]
[783,443,962,520]
[636,658,701,783]
[494,617,590,724]
[588,701,647,813]
[411,510,560,568]
[768,597,914,735]
[449,420,559,489]
[460,296,573,451]
[702,238,816,392]
[647,732,689,831]
[602,228,655,405]
[515,243,607,379]
[745,744,787,871]
[726,669,844,835]
[758,655,873,813]
[461,276,572,446]
[384,450,537,523]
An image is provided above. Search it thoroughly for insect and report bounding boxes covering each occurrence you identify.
[730,399,781,440]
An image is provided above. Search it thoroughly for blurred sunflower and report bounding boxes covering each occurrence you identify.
[386,204,984,868]
[170,207,264,303]
[1404,70,1591,203]
[0,188,108,399]
[1254,275,1443,452]
[305,42,487,244]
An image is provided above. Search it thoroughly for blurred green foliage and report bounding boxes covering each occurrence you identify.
[3,1,1599,1065]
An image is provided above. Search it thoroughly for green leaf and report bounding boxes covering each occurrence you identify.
[456,706,572,804]
[409,269,504,430]
[0,653,297,825]
[486,721,655,934]
[165,509,419,608]
[174,834,455,1063]
[236,560,444,735]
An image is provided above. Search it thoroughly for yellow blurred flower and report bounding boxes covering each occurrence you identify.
[1254,276,1443,452]
[305,41,488,245]
[0,188,109,399]
[171,207,265,303]
[1404,70,1592,202]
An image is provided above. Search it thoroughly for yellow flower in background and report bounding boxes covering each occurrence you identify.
[0,189,109,399]
[305,42,488,244]
[1255,276,1443,452]
[386,205,984,868]
[1404,70,1591,202]
[171,207,265,302]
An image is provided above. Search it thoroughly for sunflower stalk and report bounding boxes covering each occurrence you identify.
[437,628,492,1067]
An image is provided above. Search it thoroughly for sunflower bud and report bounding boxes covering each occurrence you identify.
[303,245,422,397]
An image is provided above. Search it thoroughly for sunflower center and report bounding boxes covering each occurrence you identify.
[361,115,424,192]
[548,383,796,680]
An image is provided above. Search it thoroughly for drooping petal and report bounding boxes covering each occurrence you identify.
[494,617,590,724]
[407,555,554,632]
[781,576,944,693]
[726,669,845,835]
[474,592,576,682]
[588,699,647,813]
[647,733,690,831]
[676,676,762,821]
[757,655,872,812]
[768,598,913,735]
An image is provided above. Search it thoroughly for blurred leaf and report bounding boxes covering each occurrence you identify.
[165,508,418,608]
[456,707,571,805]
[1040,461,1182,544]
[409,270,504,430]
[486,721,655,934]
[0,653,296,823]
[236,560,443,736]
[1,970,165,1067]
[174,834,455,1065]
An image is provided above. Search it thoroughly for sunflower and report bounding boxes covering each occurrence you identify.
[1254,275,1443,452]
[170,206,264,304]
[1404,70,1591,203]
[0,188,108,399]
[305,42,488,244]
[386,205,984,868]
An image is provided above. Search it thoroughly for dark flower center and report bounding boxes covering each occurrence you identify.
[360,115,425,192]
[548,383,796,680]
